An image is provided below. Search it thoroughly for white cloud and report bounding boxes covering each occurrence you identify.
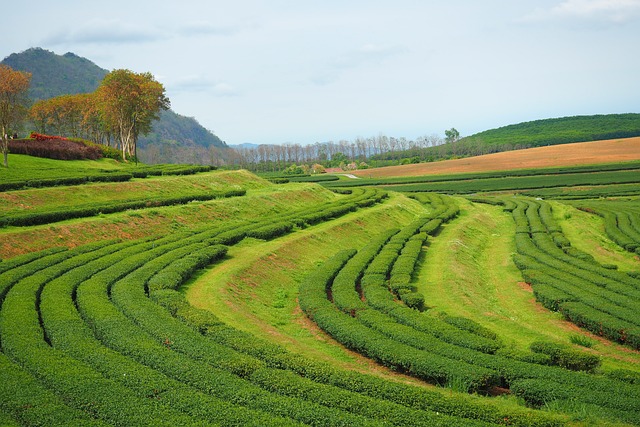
[524,0,640,24]
[44,20,163,45]
[176,21,257,37]
[168,75,238,97]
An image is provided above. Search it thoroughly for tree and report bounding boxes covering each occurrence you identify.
[96,69,169,161]
[445,127,460,156]
[0,65,31,167]
[445,127,460,144]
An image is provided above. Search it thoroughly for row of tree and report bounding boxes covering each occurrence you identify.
[221,133,449,173]
[0,64,169,167]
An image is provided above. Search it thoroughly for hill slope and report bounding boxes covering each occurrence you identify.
[1,48,227,160]
[353,136,640,178]
[464,113,640,148]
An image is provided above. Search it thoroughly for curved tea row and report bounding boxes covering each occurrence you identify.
[299,194,640,425]
[0,189,539,427]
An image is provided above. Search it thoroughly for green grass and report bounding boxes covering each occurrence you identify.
[185,192,431,374]
[2,153,640,425]
[416,199,640,373]
[0,153,129,176]
[0,178,338,259]
[551,201,640,273]
[0,170,257,217]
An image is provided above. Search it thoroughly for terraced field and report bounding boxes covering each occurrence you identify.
[1,153,639,426]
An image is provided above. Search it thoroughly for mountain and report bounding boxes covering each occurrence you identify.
[1,48,227,162]
[2,48,107,100]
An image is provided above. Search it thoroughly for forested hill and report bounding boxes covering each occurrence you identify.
[463,114,640,148]
[2,48,107,100]
[1,48,227,160]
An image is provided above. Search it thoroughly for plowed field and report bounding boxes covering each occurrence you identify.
[351,137,640,178]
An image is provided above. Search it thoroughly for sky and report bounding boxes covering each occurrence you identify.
[2,0,640,145]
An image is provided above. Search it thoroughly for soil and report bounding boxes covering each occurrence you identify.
[351,137,640,178]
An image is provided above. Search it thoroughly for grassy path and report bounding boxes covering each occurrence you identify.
[185,193,433,381]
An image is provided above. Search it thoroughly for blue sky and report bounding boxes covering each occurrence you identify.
[2,1,639,145]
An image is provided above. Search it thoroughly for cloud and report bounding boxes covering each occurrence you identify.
[523,0,640,25]
[43,18,252,47]
[176,21,257,37]
[44,20,163,45]
[168,75,239,96]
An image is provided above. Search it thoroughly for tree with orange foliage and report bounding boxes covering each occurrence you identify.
[31,94,90,138]
[0,64,32,167]
[96,69,169,161]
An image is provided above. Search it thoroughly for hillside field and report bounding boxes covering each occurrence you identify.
[0,149,639,427]
[352,137,640,178]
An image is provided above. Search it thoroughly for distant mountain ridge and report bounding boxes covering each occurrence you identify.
[1,48,227,157]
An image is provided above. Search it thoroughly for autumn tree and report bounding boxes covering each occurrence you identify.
[96,69,169,160]
[0,64,31,167]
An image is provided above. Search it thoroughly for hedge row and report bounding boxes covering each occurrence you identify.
[523,183,640,199]
[0,164,215,192]
[0,172,134,192]
[98,243,388,426]
[0,189,246,227]
[529,341,600,372]
[301,244,640,420]
[301,251,498,392]
[153,289,566,427]
[0,188,392,425]
[112,243,499,427]
[0,240,207,426]
[322,162,640,189]
[377,170,640,194]
[500,198,640,350]
[0,352,109,427]
[574,202,640,253]
[39,239,285,426]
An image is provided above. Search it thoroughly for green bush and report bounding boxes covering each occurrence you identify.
[529,341,601,372]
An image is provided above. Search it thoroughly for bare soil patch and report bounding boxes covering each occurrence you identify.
[352,137,640,178]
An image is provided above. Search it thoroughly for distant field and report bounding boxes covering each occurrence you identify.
[351,137,640,178]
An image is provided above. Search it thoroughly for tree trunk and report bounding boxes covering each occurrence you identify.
[1,125,7,168]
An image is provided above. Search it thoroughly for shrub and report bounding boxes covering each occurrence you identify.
[530,341,601,372]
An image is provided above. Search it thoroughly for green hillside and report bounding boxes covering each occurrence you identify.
[1,48,228,162]
[463,114,640,148]
[1,154,640,426]
[1,48,106,101]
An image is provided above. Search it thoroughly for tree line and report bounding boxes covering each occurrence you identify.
[220,134,448,173]
[0,64,169,167]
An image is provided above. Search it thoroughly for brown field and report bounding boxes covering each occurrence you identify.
[350,136,640,178]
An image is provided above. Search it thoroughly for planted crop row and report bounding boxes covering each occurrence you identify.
[523,183,640,199]
[0,188,247,227]
[0,186,408,426]
[571,200,640,253]
[321,162,640,189]
[0,239,209,426]
[373,170,640,194]
[0,164,215,192]
[301,197,507,391]
[495,198,640,350]
[153,289,565,427]
[300,195,640,423]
